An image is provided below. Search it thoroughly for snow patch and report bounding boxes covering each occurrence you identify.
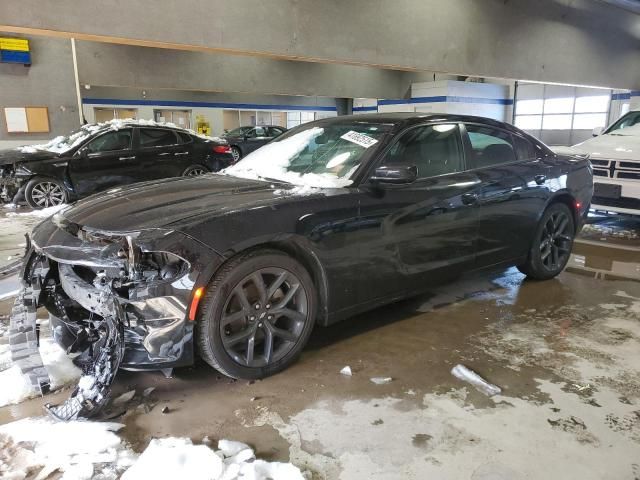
[0,337,81,407]
[224,127,354,189]
[6,204,66,218]
[0,417,304,480]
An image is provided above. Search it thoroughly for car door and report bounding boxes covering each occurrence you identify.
[136,127,184,179]
[462,123,551,267]
[243,126,272,154]
[356,123,481,302]
[68,128,135,196]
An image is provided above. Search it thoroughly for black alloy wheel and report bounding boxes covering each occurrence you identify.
[518,203,575,280]
[196,250,316,379]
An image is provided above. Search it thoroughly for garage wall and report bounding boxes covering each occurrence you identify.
[0,37,80,149]
[2,0,638,90]
[81,87,339,136]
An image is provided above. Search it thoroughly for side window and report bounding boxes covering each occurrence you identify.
[139,128,179,148]
[254,126,267,137]
[382,124,464,179]
[177,131,193,144]
[270,127,285,137]
[513,135,538,161]
[86,130,132,154]
[466,125,517,168]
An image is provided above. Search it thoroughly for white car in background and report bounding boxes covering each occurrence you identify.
[568,111,640,215]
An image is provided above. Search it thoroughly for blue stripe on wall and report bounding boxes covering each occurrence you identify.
[612,93,631,101]
[82,98,337,112]
[352,106,378,112]
[378,95,513,106]
[631,91,640,97]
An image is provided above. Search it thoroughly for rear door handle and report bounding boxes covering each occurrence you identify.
[174,152,189,156]
[461,192,479,205]
[534,174,546,185]
[118,156,135,161]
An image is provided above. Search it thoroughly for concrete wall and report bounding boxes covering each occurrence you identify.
[0,37,80,149]
[1,0,638,89]
[74,41,411,100]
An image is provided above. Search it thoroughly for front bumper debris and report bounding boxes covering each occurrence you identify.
[14,214,221,421]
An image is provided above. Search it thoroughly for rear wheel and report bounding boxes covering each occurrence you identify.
[182,165,209,176]
[196,249,316,379]
[518,203,575,280]
[231,146,242,163]
[25,177,67,208]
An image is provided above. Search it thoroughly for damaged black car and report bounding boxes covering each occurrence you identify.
[0,120,234,208]
[12,113,593,420]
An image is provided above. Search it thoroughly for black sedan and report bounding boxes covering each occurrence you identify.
[15,113,592,419]
[0,121,234,208]
[224,125,287,162]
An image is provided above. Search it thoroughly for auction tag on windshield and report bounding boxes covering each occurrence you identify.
[341,130,378,148]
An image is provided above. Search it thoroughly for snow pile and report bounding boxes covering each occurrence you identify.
[6,204,66,218]
[0,417,133,480]
[0,417,304,480]
[16,119,224,155]
[225,127,355,189]
[0,336,81,407]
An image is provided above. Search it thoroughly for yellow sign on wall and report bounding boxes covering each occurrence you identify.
[0,38,30,52]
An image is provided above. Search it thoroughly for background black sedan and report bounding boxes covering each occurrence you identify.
[0,120,234,208]
[26,113,592,393]
[224,125,287,162]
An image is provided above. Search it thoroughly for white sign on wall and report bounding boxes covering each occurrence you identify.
[4,107,28,132]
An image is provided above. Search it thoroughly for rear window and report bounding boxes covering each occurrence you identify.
[513,135,537,161]
[139,128,179,148]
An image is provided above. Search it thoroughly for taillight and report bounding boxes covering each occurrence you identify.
[213,145,231,154]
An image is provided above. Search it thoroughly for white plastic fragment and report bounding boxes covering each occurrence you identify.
[340,366,352,376]
[370,377,393,385]
[113,390,136,405]
[451,364,502,397]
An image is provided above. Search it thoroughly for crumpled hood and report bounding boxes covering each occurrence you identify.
[0,148,59,166]
[58,174,323,232]
[571,131,640,162]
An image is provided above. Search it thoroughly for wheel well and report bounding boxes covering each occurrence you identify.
[213,241,329,326]
[548,193,579,232]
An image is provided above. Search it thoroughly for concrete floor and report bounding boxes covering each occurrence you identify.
[0,208,639,479]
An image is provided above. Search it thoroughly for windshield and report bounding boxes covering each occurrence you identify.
[224,122,389,187]
[605,111,640,134]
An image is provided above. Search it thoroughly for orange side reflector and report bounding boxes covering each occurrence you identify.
[189,287,204,321]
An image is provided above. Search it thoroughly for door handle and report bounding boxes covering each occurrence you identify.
[174,152,189,156]
[158,152,171,156]
[534,174,546,185]
[118,156,135,161]
[461,192,479,205]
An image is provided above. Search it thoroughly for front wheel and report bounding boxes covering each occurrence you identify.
[182,165,209,177]
[25,177,67,209]
[518,203,575,280]
[195,250,316,379]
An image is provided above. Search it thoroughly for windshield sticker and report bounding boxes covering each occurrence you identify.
[341,130,378,149]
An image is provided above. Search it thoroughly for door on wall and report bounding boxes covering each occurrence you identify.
[223,110,240,133]
[154,109,191,129]
[94,108,138,123]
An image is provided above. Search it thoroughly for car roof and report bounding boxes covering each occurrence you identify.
[330,112,518,130]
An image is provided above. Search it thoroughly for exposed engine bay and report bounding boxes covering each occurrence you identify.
[9,211,214,420]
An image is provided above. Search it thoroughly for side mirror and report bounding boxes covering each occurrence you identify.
[370,165,418,185]
[592,126,604,137]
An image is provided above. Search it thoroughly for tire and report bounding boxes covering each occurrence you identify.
[196,249,317,379]
[517,203,575,280]
[231,146,242,163]
[25,177,67,209]
[182,165,209,177]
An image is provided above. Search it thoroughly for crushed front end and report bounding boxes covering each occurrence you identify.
[13,210,222,420]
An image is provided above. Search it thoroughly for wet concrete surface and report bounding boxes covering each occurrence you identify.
[0,210,639,479]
